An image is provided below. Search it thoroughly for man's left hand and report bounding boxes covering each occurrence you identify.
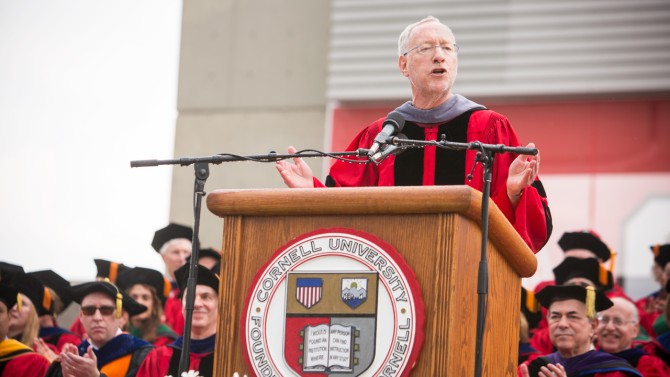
[507,142,540,206]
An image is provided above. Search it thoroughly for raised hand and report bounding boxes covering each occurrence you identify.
[507,142,540,205]
[61,345,100,377]
[275,146,315,188]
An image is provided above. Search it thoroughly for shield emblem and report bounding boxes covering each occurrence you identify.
[296,277,323,309]
[284,271,378,376]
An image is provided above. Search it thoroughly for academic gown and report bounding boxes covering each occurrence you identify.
[321,109,552,253]
[164,283,184,337]
[613,348,670,377]
[39,326,83,352]
[45,333,153,377]
[129,323,178,347]
[519,350,642,377]
[0,338,50,377]
[519,342,541,365]
[137,334,215,377]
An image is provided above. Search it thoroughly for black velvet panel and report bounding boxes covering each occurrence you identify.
[394,111,473,186]
[434,112,470,185]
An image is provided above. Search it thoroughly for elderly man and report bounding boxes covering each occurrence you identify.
[137,264,219,377]
[596,297,670,376]
[152,223,193,336]
[520,285,641,377]
[45,281,153,377]
[0,283,50,377]
[275,15,551,253]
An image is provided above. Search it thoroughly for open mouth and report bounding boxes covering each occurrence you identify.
[432,68,446,75]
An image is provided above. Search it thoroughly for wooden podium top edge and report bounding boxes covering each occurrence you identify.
[206,185,537,277]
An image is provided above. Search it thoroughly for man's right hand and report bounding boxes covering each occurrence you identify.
[275,146,315,188]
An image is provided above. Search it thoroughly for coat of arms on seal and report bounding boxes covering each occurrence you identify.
[241,228,425,377]
[284,272,378,375]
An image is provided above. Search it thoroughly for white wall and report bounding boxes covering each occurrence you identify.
[0,0,183,281]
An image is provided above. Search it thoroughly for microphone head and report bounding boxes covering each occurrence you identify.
[384,111,405,133]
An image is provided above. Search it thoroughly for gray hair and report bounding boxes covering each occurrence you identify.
[398,16,456,56]
[159,237,192,255]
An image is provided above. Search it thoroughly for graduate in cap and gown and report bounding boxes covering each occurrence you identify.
[137,264,219,377]
[531,257,616,356]
[29,269,83,354]
[520,285,641,377]
[117,267,177,347]
[70,260,132,340]
[636,244,670,340]
[45,280,153,377]
[152,223,194,336]
[0,283,51,377]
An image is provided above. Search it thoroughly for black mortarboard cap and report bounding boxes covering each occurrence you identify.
[553,257,613,291]
[521,287,542,330]
[536,285,612,319]
[28,270,73,311]
[0,284,18,309]
[117,267,171,305]
[70,281,147,318]
[14,272,52,316]
[151,223,193,253]
[174,263,220,298]
[651,244,670,268]
[94,259,131,284]
[558,231,611,262]
[0,262,25,285]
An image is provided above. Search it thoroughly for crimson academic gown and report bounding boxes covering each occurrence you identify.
[0,338,50,377]
[137,334,215,377]
[518,350,642,377]
[321,109,551,253]
[613,348,670,377]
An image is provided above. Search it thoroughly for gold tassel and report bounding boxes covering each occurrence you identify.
[585,286,596,319]
[104,278,123,319]
[608,250,616,272]
[17,294,22,312]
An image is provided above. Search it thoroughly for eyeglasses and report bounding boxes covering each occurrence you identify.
[597,315,637,327]
[403,43,459,56]
[81,305,116,316]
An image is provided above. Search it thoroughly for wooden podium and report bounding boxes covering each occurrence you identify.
[206,185,537,376]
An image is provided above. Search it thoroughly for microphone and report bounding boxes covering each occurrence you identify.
[367,111,405,157]
[370,134,407,163]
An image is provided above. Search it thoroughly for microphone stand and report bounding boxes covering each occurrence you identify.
[130,149,367,376]
[388,136,537,377]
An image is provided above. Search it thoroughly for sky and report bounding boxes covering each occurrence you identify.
[0,1,183,281]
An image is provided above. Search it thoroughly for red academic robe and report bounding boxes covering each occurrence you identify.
[137,345,213,377]
[164,296,184,336]
[320,110,551,253]
[0,338,50,377]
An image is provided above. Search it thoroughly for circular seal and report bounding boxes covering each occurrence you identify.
[241,227,425,377]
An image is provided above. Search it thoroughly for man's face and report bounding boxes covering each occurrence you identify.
[161,239,192,279]
[80,292,121,347]
[183,285,218,338]
[548,299,596,357]
[596,301,638,353]
[398,21,458,108]
[0,301,10,340]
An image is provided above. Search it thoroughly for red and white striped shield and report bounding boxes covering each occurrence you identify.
[295,277,322,309]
